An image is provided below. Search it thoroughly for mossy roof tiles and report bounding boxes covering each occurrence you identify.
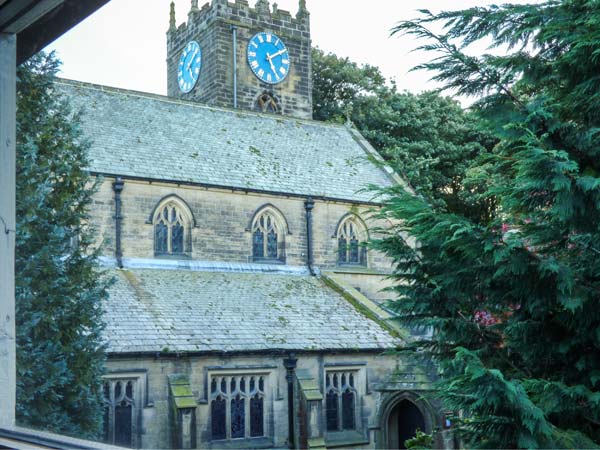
[56,80,395,203]
[103,268,399,354]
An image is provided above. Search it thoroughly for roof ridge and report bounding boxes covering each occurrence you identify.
[55,77,348,130]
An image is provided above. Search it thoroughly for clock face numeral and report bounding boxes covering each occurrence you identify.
[178,40,202,93]
[246,31,290,85]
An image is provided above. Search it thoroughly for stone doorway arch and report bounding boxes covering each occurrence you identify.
[388,399,426,449]
[376,391,437,449]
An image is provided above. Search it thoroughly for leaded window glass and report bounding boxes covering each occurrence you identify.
[211,396,226,440]
[210,374,267,441]
[342,389,355,429]
[103,378,138,448]
[253,229,265,258]
[338,237,347,263]
[336,216,367,266]
[154,203,188,256]
[325,371,357,432]
[250,394,264,437]
[231,395,245,438]
[252,211,283,261]
[326,390,339,431]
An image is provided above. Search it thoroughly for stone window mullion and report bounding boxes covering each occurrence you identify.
[337,375,343,431]
[262,225,268,257]
[225,377,232,440]
[336,216,366,266]
[210,373,268,442]
[167,220,172,254]
[103,376,141,448]
[325,370,359,433]
[153,202,192,256]
[109,381,116,444]
[252,211,283,261]
[243,376,251,439]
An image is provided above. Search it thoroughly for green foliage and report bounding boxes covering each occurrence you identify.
[374,0,600,447]
[312,48,496,222]
[312,47,388,123]
[15,52,108,438]
[405,429,434,449]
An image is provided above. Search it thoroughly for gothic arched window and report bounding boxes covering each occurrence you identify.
[325,371,357,432]
[336,214,367,266]
[151,196,194,257]
[210,374,267,442]
[251,206,287,262]
[103,378,138,447]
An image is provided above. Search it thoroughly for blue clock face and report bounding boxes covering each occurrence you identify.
[178,41,202,93]
[247,32,290,84]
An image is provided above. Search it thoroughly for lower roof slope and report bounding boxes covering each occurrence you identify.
[104,268,399,354]
[56,80,395,203]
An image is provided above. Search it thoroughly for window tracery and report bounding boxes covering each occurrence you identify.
[336,215,367,265]
[252,208,286,262]
[152,197,192,256]
[103,377,140,448]
[210,374,266,441]
[325,371,357,432]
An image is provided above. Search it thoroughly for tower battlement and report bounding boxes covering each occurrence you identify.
[169,0,308,36]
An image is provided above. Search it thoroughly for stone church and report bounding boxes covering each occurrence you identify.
[57,0,451,448]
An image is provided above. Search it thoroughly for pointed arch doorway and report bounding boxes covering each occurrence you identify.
[376,392,437,449]
[387,399,426,449]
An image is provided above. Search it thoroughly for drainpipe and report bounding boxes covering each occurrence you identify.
[112,177,124,268]
[304,197,315,276]
[231,25,238,109]
[283,352,298,449]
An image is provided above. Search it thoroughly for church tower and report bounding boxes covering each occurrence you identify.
[166,0,312,119]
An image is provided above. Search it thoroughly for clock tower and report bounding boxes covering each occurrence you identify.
[166,0,312,119]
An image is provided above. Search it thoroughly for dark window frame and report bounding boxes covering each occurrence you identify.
[153,202,191,257]
[325,371,359,433]
[209,373,268,442]
[251,211,285,263]
[336,216,367,267]
[102,373,145,448]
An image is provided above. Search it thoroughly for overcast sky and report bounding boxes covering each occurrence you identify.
[45,0,538,98]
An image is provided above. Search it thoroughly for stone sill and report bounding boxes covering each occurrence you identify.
[330,266,390,276]
[209,436,274,449]
[325,430,370,448]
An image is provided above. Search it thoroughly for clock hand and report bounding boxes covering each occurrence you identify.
[267,48,287,60]
[186,49,199,70]
[266,52,277,75]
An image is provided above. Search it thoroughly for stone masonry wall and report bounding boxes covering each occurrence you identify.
[90,177,394,274]
[166,0,312,119]
[104,351,418,449]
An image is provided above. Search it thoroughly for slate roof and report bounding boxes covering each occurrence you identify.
[104,267,399,354]
[56,80,395,203]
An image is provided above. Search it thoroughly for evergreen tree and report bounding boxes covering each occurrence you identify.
[375,1,600,447]
[312,48,496,221]
[15,52,108,437]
